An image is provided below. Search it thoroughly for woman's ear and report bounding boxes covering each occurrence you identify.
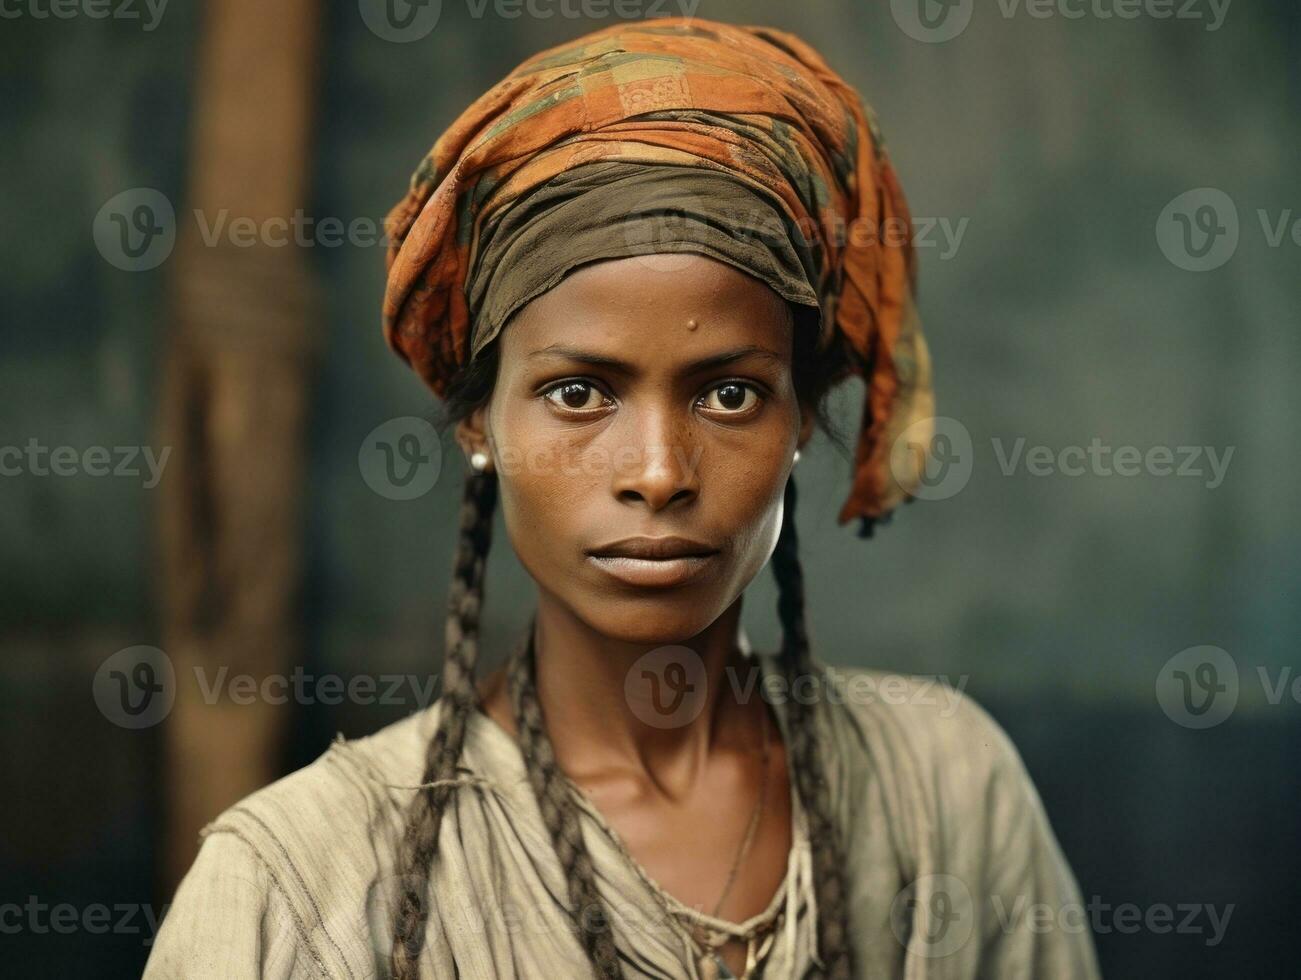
[454,406,492,467]
[796,403,815,453]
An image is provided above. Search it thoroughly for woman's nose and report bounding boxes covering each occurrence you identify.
[609,408,701,511]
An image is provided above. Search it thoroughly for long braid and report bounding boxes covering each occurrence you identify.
[771,472,855,979]
[389,468,498,979]
[507,623,627,979]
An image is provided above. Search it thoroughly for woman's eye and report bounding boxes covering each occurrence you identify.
[699,382,761,415]
[542,380,607,412]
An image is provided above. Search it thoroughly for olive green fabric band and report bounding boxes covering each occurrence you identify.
[464,160,824,359]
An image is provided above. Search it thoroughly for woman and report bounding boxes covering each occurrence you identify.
[145,16,1100,980]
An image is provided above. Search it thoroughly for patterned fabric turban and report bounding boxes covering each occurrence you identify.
[382,16,934,535]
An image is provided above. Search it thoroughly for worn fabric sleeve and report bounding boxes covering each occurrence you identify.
[143,829,320,980]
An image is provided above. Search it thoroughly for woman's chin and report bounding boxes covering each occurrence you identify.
[574,599,729,648]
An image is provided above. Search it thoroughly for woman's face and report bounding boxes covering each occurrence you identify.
[459,252,813,644]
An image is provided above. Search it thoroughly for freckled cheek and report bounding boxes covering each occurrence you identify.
[725,478,787,575]
[493,434,602,563]
[693,438,790,579]
[698,435,789,520]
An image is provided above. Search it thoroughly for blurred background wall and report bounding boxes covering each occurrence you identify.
[2,0,1297,976]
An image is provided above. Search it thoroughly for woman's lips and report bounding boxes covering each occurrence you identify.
[586,553,717,588]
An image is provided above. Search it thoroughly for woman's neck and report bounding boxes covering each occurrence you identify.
[526,593,756,802]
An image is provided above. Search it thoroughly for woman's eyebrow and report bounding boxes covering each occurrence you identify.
[528,344,785,374]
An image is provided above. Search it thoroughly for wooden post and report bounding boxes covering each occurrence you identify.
[155,0,322,890]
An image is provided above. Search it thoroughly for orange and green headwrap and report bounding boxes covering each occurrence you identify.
[382,16,934,535]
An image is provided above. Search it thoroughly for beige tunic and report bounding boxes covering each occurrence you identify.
[143,650,1101,979]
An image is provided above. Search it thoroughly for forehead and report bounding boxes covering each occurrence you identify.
[501,253,794,363]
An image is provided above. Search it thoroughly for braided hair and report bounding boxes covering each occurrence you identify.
[388,306,859,979]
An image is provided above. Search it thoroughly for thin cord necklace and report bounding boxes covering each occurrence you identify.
[690,697,773,980]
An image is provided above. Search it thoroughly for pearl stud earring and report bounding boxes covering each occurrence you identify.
[469,451,489,472]
[793,449,801,464]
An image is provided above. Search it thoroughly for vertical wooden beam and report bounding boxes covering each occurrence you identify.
[155,0,322,890]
